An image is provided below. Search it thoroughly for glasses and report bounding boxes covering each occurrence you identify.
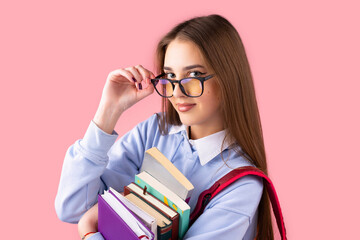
[150,73,214,98]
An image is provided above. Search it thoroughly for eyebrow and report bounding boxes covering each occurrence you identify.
[163,64,206,71]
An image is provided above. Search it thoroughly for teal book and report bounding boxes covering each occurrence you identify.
[135,171,190,239]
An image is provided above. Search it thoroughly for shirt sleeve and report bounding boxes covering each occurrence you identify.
[86,232,104,240]
[55,115,158,223]
[184,175,263,240]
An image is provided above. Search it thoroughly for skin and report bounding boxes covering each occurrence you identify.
[79,38,223,238]
[78,204,98,239]
[164,39,224,139]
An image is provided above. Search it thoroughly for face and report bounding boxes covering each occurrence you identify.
[164,39,224,138]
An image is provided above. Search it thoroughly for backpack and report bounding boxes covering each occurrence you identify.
[190,166,287,240]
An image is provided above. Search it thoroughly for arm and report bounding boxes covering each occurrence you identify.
[184,175,263,240]
[55,66,155,223]
[78,203,98,239]
[77,202,106,240]
[55,120,117,223]
[55,111,161,223]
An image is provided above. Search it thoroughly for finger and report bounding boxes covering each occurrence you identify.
[125,66,143,83]
[137,82,155,100]
[149,71,156,79]
[109,69,137,85]
[136,66,157,88]
[110,68,144,90]
[134,66,151,89]
[148,72,156,85]
[134,64,152,81]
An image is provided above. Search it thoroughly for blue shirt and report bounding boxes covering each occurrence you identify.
[55,113,263,240]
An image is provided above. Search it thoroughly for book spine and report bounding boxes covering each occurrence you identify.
[158,225,172,240]
[135,175,189,239]
[124,185,179,240]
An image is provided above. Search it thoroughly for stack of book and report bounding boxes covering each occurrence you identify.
[98,147,194,240]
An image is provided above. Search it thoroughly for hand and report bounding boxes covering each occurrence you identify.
[93,65,155,134]
[78,203,98,239]
[100,65,155,112]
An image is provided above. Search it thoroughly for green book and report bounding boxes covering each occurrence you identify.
[135,171,190,239]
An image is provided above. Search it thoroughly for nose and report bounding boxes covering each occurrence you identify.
[172,83,185,98]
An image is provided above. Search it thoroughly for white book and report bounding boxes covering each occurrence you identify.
[109,187,157,240]
[140,147,194,201]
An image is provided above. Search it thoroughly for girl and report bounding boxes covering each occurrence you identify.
[55,14,274,239]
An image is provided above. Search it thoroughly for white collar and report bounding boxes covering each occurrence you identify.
[169,125,233,166]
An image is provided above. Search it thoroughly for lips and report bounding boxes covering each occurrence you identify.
[177,103,196,112]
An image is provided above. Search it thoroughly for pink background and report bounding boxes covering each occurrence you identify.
[1,0,359,239]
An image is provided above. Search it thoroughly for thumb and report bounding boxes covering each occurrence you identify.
[136,82,155,100]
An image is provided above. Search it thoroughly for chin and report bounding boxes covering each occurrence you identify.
[177,113,197,126]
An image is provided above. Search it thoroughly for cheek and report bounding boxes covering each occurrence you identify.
[201,91,221,111]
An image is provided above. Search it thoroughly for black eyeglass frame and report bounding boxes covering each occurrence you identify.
[150,73,215,98]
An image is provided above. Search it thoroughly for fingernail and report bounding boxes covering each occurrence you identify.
[139,83,142,90]
[132,77,136,82]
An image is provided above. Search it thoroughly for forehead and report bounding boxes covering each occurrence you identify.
[164,39,207,70]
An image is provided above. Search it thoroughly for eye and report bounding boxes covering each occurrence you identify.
[189,71,205,77]
[165,72,175,79]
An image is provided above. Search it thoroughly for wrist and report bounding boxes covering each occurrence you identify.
[78,217,98,239]
[93,102,123,134]
[81,232,96,240]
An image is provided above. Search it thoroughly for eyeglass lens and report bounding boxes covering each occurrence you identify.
[155,78,202,97]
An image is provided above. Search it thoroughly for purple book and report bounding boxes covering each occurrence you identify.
[98,189,154,240]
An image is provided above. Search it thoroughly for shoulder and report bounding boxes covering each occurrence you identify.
[187,168,263,239]
[206,168,264,218]
[135,112,161,130]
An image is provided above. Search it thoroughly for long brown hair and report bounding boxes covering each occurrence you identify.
[154,14,274,239]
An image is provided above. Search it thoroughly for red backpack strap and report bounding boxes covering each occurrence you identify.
[190,166,287,240]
